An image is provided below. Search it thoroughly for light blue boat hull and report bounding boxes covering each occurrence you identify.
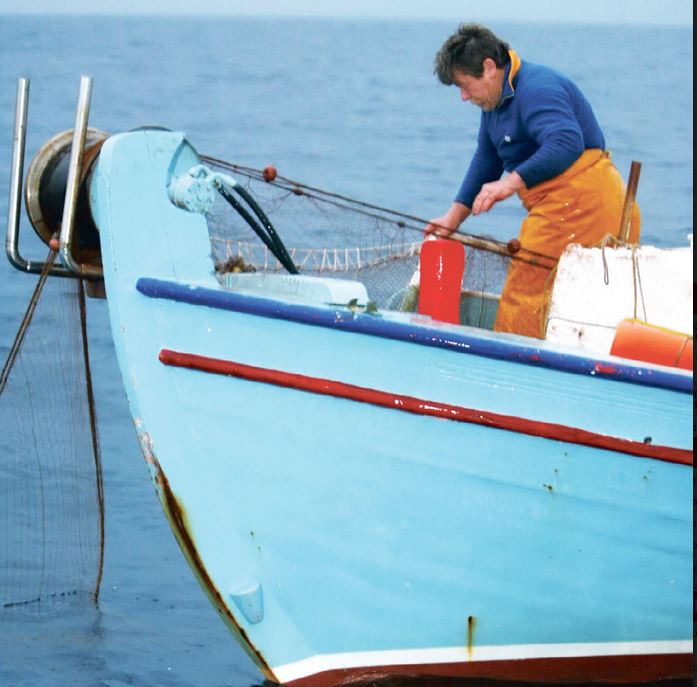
[91,130,692,685]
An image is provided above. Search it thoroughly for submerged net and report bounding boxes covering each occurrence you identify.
[0,255,104,608]
[202,157,522,323]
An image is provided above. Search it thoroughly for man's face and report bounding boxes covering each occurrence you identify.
[452,58,503,112]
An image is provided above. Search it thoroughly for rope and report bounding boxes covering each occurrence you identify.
[631,244,648,321]
[78,278,105,602]
[0,250,57,395]
[599,234,647,321]
[201,155,558,268]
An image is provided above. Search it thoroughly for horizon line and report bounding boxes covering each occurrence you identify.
[0,11,692,27]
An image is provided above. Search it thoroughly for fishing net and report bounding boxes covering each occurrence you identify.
[202,157,523,327]
[0,254,104,609]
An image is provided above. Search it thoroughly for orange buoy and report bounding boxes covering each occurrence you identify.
[417,238,465,324]
[610,318,693,371]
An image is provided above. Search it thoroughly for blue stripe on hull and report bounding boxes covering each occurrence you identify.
[136,276,693,394]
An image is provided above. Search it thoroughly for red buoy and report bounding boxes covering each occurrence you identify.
[262,165,277,182]
[417,238,465,324]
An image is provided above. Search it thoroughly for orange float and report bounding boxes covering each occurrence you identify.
[610,318,693,371]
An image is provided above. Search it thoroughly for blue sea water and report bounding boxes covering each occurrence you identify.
[0,14,692,687]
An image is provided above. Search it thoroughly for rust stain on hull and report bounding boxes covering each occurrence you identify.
[135,430,277,683]
[466,615,476,660]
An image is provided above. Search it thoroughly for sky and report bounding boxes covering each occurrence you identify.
[0,0,692,25]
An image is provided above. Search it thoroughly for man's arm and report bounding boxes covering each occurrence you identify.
[471,170,526,215]
[455,122,504,209]
[424,201,471,236]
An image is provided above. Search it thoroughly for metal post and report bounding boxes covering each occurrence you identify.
[5,77,74,277]
[59,75,102,279]
[618,161,642,243]
[5,77,30,272]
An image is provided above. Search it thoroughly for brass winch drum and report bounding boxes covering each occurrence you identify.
[23,128,109,258]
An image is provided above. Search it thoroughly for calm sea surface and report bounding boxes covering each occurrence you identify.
[0,15,693,687]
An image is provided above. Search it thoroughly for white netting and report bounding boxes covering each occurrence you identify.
[202,157,516,318]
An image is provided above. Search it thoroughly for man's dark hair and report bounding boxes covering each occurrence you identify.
[434,23,510,84]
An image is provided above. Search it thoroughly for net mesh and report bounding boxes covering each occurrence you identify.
[202,157,514,322]
[0,257,104,609]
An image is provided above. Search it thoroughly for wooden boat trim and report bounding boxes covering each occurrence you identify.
[136,277,693,394]
[158,349,693,466]
[270,641,693,686]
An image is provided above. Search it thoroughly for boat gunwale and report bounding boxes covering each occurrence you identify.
[134,276,693,395]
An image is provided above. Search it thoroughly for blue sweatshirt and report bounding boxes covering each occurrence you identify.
[455,53,605,208]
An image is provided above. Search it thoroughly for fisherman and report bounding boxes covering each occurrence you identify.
[425,23,640,338]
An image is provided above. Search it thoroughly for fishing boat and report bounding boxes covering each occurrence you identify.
[5,77,692,685]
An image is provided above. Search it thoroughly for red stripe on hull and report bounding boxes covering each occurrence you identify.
[284,653,693,687]
[158,349,693,466]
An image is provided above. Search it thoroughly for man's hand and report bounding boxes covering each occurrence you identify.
[424,202,471,237]
[472,171,526,215]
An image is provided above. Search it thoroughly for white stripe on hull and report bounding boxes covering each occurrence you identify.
[272,639,693,684]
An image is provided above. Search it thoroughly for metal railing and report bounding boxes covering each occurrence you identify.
[5,76,103,280]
